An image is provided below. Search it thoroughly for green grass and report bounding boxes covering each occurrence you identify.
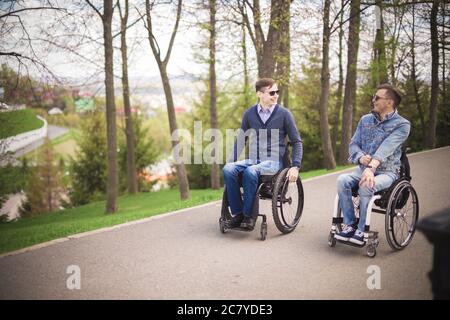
[49,128,80,145]
[0,189,224,255]
[0,109,45,139]
[0,165,355,255]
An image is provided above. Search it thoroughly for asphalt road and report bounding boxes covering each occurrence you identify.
[1,147,449,299]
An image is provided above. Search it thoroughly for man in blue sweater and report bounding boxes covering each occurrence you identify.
[223,78,303,230]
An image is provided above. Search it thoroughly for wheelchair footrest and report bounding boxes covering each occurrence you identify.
[337,239,366,248]
[227,226,253,232]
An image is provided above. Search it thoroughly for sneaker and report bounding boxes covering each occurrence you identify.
[349,230,365,245]
[334,225,356,241]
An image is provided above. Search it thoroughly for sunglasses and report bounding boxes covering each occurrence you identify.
[372,95,390,102]
[267,90,280,96]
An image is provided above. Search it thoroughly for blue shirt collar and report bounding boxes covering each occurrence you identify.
[258,103,276,114]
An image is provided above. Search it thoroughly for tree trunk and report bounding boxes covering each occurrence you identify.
[241,0,286,79]
[242,23,251,108]
[209,0,220,189]
[410,5,426,141]
[374,0,388,85]
[274,0,290,107]
[426,0,439,149]
[119,0,138,194]
[331,0,345,158]
[259,0,283,77]
[318,0,336,170]
[160,67,190,199]
[103,0,118,213]
[339,0,360,165]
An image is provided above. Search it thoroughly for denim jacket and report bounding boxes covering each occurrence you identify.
[348,110,410,176]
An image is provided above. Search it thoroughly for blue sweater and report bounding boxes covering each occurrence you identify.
[232,104,303,168]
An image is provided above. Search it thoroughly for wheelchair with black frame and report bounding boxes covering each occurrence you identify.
[219,143,304,240]
[328,150,419,257]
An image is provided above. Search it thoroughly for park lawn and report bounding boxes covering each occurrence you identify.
[0,109,44,139]
[0,165,355,255]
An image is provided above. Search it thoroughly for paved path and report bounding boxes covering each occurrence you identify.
[13,125,69,158]
[1,147,449,299]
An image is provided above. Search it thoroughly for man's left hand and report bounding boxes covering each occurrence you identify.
[359,168,375,188]
[287,167,299,182]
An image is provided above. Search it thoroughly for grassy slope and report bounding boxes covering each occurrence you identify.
[0,109,45,139]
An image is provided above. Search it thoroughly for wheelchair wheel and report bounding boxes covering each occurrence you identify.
[385,180,419,250]
[272,168,304,234]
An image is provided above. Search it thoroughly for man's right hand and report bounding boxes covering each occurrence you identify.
[359,155,372,166]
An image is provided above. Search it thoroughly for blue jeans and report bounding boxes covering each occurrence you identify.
[337,167,397,231]
[223,159,282,217]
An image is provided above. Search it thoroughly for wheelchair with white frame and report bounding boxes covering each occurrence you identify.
[219,143,304,240]
[328,150,419,257]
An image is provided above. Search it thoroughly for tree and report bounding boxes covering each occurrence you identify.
[86,0,119,213]
[238,0,290,78]
[331,0,345,157]
[425,0,440,149]
[142,0,190,200]
[117,0,138,194]
[208,0,220,189]
[0,0,67,79]
[318,0,336,170]
[23,138,64,216]
[406,4,426,141]
[339,0,361,165]
[69,111,108,206]
[373,0,388,85]
[273,0,291,107]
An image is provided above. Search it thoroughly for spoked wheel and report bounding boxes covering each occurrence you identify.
[385,180,419,250]
[272,168,304,234]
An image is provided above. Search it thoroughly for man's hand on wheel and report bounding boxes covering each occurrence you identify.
[287,167,299,182]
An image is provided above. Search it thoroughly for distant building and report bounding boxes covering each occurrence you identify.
[48,107,63,115]
[174,106,186,114]
[116,106,141,117]
[75,97,95,113]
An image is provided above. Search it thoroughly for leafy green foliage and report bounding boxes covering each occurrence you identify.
[68,111,108,206]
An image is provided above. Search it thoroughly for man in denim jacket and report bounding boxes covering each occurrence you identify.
[335,84,410,245]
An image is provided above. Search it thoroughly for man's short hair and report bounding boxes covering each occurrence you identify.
[377,83,402,107]
[255,78,276,92]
